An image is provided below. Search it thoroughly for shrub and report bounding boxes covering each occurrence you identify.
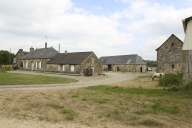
[13,66,19,70]
[159,74,183,87]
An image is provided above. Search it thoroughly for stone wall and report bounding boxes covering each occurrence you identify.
[102,64,147,72]
[21,59,51,72]
[157,35,183,74]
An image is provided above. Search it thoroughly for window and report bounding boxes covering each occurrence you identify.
[92,58,94,64]
[26,61,28,68]
[70,65,75,72]
[58,65,65,71]
[171,64,174,69]
[39,62,41,69]
[13,58,16,64]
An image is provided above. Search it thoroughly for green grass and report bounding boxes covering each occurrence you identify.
[0,72,78,85]
[60,108,76,120]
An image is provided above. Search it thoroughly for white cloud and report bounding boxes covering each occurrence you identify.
[0,0,191,60]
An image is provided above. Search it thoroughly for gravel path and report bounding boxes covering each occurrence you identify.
[0,70,144,91]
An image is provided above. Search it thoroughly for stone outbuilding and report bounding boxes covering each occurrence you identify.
[99,54,147,72]
[13,49,29,68]
[20,43,59,71]
[156,34,183,74]
[46,51,102,76]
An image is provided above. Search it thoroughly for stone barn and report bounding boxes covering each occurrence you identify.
[46,51,102,76]
[99,54,147,72]
[156,34,183,74]
[20,43,59,71]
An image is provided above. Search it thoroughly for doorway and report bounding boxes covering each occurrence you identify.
[140,67,143,72]
[108,65,112,71]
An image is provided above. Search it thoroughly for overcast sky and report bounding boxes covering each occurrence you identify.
[0,0,192,60]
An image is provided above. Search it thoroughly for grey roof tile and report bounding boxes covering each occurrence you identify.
[21,47,59,59]
[99,54,146,65]
[47,52,93,64]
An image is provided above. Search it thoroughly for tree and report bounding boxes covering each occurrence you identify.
[145,60,157,67]
[0,50,15,65]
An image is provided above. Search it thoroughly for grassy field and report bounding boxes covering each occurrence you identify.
[0,72,78,85]
[0,77,191,128]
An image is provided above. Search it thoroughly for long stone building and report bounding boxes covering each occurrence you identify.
[99,54,147,72]
[156,34,183,74]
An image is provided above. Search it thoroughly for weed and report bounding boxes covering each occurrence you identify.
[92,98,108,104]
[60,108,76,120]
[140,119,163,127]
[134,110,149,115]
[152,101,180,114]
[47,103,64,109]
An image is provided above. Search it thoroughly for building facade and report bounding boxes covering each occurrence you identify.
[156,34,183,74]
[46,52,102,76]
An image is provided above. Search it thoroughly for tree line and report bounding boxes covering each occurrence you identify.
[0,50,15,65]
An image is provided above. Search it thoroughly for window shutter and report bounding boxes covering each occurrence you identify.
[36,62,37,68]
[39,62,41,69]
[63,65,65,71]
[58,65,60,71]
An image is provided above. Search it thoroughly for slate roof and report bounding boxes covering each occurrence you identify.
[156,34,183,51]
[47,52,93,64]
[99,54,146,65]
[23,52,29,56]
[21,47,59,59]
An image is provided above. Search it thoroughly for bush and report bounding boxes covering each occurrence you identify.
[159,74,183,87]
[13,66,19,70]
[1,65,12,71]
[184,81,192,90]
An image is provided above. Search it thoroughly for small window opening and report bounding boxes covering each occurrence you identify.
[171,64,174,69]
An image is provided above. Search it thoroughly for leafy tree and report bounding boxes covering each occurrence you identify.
[0,50,15,65]
[145,60,157,67]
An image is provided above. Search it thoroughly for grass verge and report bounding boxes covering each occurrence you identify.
[0,72,78,85]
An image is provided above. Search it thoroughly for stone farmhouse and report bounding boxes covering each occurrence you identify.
[13,49,29,68]
[46,51,102,76]
[20,43,59,71]
[99,54,147,72]
[156,34,183,74]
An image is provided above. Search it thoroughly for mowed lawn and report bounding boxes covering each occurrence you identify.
[0,72,78,85]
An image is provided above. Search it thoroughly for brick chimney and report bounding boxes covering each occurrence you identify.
[45,42,47,48]
[30,47,34,53]
[19,49,23,54]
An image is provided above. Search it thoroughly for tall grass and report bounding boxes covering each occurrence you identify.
[159,74,183,87]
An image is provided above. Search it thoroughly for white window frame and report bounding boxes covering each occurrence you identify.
[39,61,41,69]
[70,65,75,72]
[13,58,16,64]
[26,61,28,68]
